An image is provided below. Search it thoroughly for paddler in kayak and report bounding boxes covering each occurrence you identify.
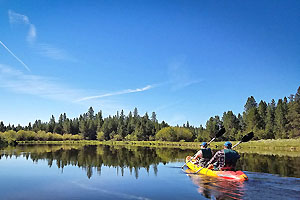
[206,141,240,171]
[193,142,213,167]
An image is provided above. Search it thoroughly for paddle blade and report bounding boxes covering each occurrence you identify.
[241,132,254,142]
[215,127,226,138]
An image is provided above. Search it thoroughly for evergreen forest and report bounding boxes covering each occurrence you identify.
[1,86,300,144]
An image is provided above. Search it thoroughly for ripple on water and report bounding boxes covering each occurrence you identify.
[243,172,300,200]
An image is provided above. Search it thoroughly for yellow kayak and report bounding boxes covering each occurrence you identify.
[185,156,248,181]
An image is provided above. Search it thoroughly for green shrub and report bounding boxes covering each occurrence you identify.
[97,131,105,141]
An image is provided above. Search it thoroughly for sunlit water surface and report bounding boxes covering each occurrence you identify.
[0,145,299,200]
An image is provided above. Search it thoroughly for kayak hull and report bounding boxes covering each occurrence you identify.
[185,156,248,181]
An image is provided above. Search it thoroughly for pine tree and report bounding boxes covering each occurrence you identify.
[63,119,71,134]
[258,100,267,130]
[48,115,55,133]
[274,99,288,138]
[205,116,222,139]
[243,96,262,138]
[264,100,276,139]
[151,112,157,123]
[244,96,257,113]
[79,115,88,139]
[28,122,32,131]
[0,121,5,132]
[96,111,104,132]
[101,120,110,140]
[88,107,95,120]
[133,108,139,124]
[222,111,239,140]
[286,87,300,138]
[237,113,244,132]
[127,112,135,135]
[87,120,96,139]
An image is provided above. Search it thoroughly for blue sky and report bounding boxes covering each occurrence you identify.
[0,0,299,127]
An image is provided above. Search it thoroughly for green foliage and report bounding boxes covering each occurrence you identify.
[205,116,222,139]
[195,126,210,142]
[244,96,257,113]
[274,99,288,139]
[125,133,138,141]
[62,134,73,140]
[244,108,261,133]
[1,86,300,143]
[155,127,193,142]
[112,134,122,141]
[286,87,300,138]
[1,130,18,144]
[155,127,176,141]
[222,111,240,140]
[97,131,105,141]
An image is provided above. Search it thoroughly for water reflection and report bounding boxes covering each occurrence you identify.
[0,144,300,179]
[237,153,300,178]
[0,144,194,179]
[185,169,245,200]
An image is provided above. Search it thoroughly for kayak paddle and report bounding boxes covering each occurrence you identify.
[232,132,254,148]
[193,132,254,174]
[181,127,226,169]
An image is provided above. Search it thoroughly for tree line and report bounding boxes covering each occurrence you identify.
[0,86,299,143]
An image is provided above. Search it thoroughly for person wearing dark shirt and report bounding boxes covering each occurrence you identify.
[193,142,213,167]
[206,141,240,171]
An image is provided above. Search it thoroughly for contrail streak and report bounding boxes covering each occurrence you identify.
[76,85,153,102]
[0,40,31,72]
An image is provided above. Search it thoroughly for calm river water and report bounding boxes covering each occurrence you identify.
[0,144,299,200]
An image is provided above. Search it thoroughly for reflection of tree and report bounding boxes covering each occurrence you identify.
[1,145,299,179]
[237,153,300,178]
[0,144,194,179]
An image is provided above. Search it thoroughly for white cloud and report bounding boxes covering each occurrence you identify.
[8,10,36,43]
[8,10,74,61]
[0,64,81,102]
[37,43,77,62]
[27,24,37,43]
[76,85,154,102]
[0,64,158,114]
[8,10,30,24]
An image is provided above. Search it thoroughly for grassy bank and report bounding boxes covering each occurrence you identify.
[17,138,300,150]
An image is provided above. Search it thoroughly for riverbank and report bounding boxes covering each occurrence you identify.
[17,138,300,151]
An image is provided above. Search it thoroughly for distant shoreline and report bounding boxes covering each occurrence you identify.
[16,138,300,152]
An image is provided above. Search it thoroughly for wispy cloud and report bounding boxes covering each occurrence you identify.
[76,85,154,102]
[0,64,81,101]
[28,24,37,43]
[0,64,157,109]
[8,10,36,43]
[8,10,75,62]
[8,10,29,24]
[0,40,31,72]
[168,57,201,90]
[37,43,77,62]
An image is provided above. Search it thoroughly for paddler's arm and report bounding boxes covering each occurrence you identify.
[205,151,221,168]
[193,150,202,159]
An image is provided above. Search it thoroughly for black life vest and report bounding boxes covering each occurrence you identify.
[201,148,212,159]
[222,149,240,169]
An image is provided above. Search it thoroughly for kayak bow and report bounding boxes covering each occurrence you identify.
[185,156,248,181]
